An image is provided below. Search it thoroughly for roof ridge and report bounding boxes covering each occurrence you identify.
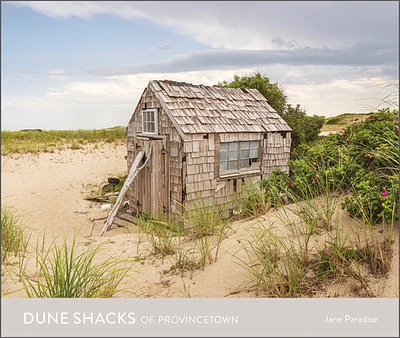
[155,79,201,88]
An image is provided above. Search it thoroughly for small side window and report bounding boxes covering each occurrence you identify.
[142,109,157,134]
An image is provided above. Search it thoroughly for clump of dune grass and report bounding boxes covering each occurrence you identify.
[236,191,396,297]
[1,207,29,265]
[184,201,230,268]
[237,222,305,297]
[170,245,198,277]
[18,234,130,298]
[184,201,228,239]
[135,214,184,259]
[131,202,231,275]
[311,222,358,283]
[1,127,126,155]
[236,181,271,218]
[348,203,396,277]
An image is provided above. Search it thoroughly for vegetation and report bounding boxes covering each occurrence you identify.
[283,104,325,148]
[236,181,272,218]
[253,109,399,224]
[129,202,230,275]
[19,234,130,298]
[219,72,288,115]
[325,113,369,125]
[1,207,29,264]
[237,208,394,297]
[219,72,325,148]
[1,126,126,155]
[234,104,398,296]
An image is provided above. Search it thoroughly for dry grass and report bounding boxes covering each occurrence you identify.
[1,127,126,155]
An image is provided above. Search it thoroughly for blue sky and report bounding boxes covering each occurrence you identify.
[1,1,399,131]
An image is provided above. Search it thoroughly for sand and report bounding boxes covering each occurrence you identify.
[1,143,398,298]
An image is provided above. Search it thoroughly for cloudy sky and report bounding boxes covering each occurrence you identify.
[1,1,398,131]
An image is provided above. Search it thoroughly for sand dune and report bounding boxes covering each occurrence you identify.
[1,143,398,298]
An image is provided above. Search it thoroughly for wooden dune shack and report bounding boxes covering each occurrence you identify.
[126,80,292,218]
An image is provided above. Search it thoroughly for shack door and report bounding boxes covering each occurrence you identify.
[135,138,167,217]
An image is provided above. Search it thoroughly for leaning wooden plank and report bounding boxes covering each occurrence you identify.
[100,149,149,236]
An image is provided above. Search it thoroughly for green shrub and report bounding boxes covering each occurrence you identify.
[288,109,398,224]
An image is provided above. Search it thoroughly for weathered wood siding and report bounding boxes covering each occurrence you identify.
[262,131,291,178]
[182,131,291,215]
[127,87,184,215]
[162,114,183,214]
[183,133,216,211]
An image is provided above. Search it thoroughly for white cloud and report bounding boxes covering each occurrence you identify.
[10,1,119,19]
[286,77,398,116]
[10,2,398,50]
[3,1,398,131]
[46,69,70,81]
[3,68,397,131]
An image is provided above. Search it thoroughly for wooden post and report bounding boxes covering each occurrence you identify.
[100,149,149,236]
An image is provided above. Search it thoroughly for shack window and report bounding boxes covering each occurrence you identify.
[220,141,259,171]
[142,109,157,134]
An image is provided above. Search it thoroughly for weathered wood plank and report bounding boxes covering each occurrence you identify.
[100,150,146,236]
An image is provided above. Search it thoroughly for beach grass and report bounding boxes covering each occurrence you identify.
[1,207,30,265]
[18,233,131,298]
[1,127,126,155]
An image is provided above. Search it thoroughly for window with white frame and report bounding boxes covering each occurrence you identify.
[142,109,157,134]
[220,141,259,172]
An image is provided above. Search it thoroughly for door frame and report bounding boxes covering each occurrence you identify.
[135,136,168,217]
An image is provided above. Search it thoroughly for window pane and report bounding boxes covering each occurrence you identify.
[228,150,238,160]
[220,151,228,161]
[143,111,148,123]
[220,143,228,151]
[228,160,237,170]
[148,122,155,133]
[220,161,227,171]
[250,141,258,149]
[229,142,238,151]
[249,149,258,158]
[240,159,249,168]
[240,149,249,159]
[148,111,154,122]
[241,142,250,150]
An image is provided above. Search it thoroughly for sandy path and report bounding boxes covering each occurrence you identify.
[1,144,127,240]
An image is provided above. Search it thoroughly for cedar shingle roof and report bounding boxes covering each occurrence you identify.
[148,80,292,135]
